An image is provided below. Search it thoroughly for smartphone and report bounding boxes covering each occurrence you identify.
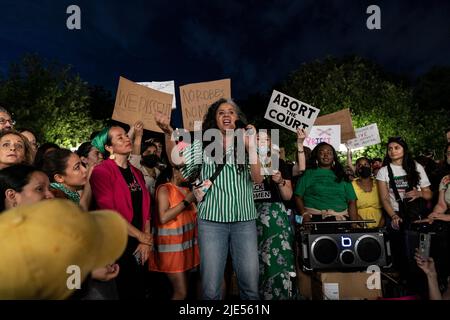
[133,251,142,265]
[418,233,431,259]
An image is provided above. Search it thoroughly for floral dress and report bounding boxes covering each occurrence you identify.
[254,160,296,300]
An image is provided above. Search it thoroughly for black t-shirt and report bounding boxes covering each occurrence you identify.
[253,159,292,203]
[118,166,143,231]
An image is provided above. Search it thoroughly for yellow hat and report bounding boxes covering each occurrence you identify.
[0,199,128,300]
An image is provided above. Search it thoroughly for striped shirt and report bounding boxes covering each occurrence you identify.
[180,139,257,222]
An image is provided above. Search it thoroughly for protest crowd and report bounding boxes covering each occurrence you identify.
[0,83,449,301]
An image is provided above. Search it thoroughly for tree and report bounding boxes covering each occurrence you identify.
[412,67,450,158]
[0,54,105,148]
[277,56,421,161]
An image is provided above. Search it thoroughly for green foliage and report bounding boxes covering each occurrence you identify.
[277,56,443,162]
[0,54,105,148]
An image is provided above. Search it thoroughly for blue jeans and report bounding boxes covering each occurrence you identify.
[198,219,260,300]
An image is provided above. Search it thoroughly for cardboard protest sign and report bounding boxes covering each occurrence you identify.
[180,79,231,131]
[138,81,176,109]
[304,125,341,150]
[264,90,320,134]
[112,77,173,133]
[314,108,355,142]
[346,123,381,149]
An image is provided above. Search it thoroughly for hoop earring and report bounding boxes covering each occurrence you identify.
[109,152,116,160]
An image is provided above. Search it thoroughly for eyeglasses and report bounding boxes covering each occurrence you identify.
[1,142,24,150]
[0,118,16,126]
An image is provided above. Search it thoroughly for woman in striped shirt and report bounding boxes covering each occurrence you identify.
[155,98,263,300]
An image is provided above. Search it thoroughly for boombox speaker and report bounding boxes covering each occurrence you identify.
[300,230,391,270]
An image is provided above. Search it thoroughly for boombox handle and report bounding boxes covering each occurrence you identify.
[303,220,376,232]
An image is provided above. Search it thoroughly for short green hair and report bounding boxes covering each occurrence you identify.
[91,127,110,155]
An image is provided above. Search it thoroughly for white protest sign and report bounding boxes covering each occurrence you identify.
[138,81,176,109]
[264,90,320,134]
[304,125,341,150]
[346,123,381,149]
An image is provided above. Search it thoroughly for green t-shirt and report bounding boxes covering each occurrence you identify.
[294,168,356,212]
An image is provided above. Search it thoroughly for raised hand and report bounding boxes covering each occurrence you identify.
[297,127,307,146]
[155,112,173,135]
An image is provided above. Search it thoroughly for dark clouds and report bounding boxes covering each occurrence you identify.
[1,0,449,99]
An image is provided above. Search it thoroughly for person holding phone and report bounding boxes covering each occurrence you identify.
[415,250,450,300]
[155,98,263,300]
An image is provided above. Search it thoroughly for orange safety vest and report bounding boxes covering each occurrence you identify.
[148,183,200,273]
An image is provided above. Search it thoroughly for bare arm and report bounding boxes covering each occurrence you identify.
[377,180,396,217]
[415,254,443,300]
[431,189,448,215]
[347,199,358,221]
[155,112,183,167]
[296,128,307,172]
[377,179,402,229]
[428,189,450,221]
[295,195,310,223]
[271,171,293,200]
[246,124,263,183]
[157,186,196,224]
[79,165,95,211]
[131,121,144,155]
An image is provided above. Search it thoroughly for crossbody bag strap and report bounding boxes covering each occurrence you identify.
[387,163,402,203]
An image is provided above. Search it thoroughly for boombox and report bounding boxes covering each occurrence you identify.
[300,230,391,271]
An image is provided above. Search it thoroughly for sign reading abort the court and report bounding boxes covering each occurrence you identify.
[264,90,320,134]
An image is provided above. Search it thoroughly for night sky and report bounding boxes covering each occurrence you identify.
[1,0,449,120]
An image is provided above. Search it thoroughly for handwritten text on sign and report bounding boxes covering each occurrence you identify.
[180,79,231,131]
[304,125,341,150]
[112,76,173,133]
[264,90,320,134]
[346,123,381,149]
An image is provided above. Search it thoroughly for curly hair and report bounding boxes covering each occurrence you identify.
[201,98,248,133]
[308,142,348,182]
[201,98,248,173]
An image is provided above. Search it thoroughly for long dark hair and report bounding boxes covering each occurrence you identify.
[0,165,42,212]
[308,142,348,182]
[382,137,420,189]
[201,98,248,173]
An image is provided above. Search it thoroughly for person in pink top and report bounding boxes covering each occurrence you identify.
[90,126,152,300]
